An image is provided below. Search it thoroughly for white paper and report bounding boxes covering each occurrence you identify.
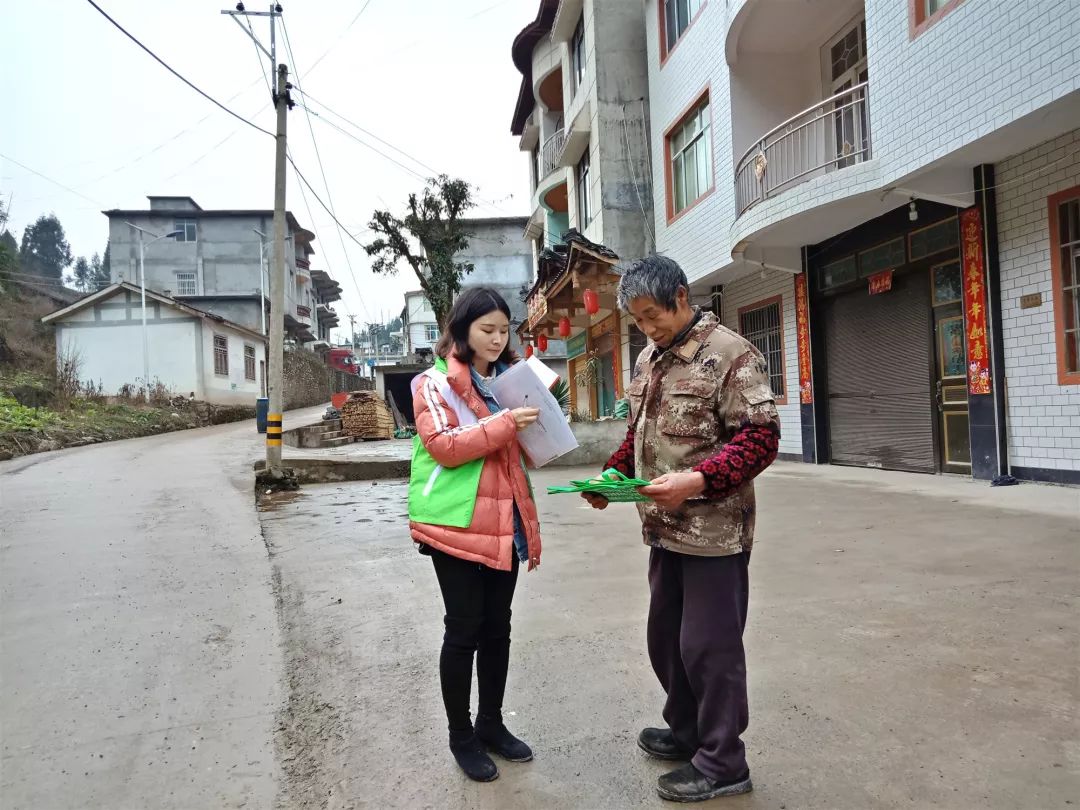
[489,360,579,467]
[525,355,561,390]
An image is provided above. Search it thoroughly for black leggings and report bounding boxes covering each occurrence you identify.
[430,547,520,734]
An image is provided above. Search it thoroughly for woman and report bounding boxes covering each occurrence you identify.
[408,287,542,782]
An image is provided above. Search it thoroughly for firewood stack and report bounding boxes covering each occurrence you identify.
[340,391,395,440]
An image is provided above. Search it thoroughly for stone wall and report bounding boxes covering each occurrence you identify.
[549,419,629,469]
[283,349,371,411]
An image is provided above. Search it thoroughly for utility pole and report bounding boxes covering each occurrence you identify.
[267,61,290,470]
[223,3,291,477]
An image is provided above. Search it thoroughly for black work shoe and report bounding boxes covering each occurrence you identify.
[637,727,692,761]
[448,734,499,782]
[656,763,752,802]
[476,717,534,762]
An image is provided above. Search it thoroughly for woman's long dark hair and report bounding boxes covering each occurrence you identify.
[435,287,517,366]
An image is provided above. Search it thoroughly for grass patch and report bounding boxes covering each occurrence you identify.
[0,372,251,461]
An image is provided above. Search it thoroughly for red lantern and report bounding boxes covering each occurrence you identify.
[559,316,571,338]
[525,344,534,359]
[583,288,600,315]
[537,333,549,352]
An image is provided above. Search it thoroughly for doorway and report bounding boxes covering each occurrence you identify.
[930,260,972,473]
[822,270,936,473]
[826,17,869,169]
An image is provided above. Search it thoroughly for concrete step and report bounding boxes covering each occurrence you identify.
[320,419,343,431]
[320,430,345,441]
[321,436,355,448]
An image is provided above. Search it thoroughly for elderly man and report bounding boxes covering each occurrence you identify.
[585,255,780,802]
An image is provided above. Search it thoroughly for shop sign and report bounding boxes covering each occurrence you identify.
[960,207,992,395]
[566,331,587,360]
[868,270,893,295]
[526,291,547,329]
[794,273,813,404]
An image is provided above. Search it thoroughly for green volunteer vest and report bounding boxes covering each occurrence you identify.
[407,358,485,528]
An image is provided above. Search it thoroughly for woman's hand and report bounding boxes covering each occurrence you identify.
[511,407,540,431]
[581,492,609,510]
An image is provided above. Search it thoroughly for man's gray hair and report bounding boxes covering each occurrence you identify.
[616,254,689,312]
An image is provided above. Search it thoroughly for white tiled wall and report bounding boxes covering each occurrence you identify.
[995,129,1080,473]
[720,271,802,459]
[644,0,1080,285]
[867,0,1080,185]
[645,0,737,284]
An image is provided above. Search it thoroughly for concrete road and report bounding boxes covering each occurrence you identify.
[259,464,1079,810]
[0,415,299,809]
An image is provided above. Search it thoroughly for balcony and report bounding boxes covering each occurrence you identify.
[735,82,871,217]
[296,304,312,325]
[317,302,339,329]
[540,129,567,179]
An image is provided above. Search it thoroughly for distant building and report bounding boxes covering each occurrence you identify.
[42,282,266,406]
[401,290,438,358]
[510,0,653,418]
[103,196,342,348]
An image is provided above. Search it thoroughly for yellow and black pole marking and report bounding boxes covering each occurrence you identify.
[266,414,283,447]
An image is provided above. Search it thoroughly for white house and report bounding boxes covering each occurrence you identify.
[402,290,439,356]
[641,0,1080,484]
[43,282,267,406]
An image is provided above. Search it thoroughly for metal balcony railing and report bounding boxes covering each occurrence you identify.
[540,129,567,179]
[735,81,871,217]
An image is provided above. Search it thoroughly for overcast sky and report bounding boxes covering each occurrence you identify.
[2,0,534,340]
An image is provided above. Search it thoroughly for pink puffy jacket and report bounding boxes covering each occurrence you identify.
[409,354,542,572]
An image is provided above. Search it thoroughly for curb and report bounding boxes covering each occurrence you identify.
[253,457,410,485]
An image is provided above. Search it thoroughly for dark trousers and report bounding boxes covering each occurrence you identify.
[647,547,751,782]
[430,548,519,734]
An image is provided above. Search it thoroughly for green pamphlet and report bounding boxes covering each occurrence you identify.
[547,468,652,502]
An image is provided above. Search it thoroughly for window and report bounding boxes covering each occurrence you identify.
[213,335,229,376]
[826,18,868,169]
[662,0,703,57]
[858,238,906,277]
[1050,186,1080,383]
[175,272,197,296]
[910,0,966,37]
[425,324,439,342]
[667,95,711,219]
[738,298,785,400]
[820,256,857,290]
[909,217,959,261]
[174,218,197,243]
[244,345,257,381]
[571,15,586,90]
[576,148,592,227]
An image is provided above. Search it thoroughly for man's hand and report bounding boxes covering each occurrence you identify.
[639,472,706,511]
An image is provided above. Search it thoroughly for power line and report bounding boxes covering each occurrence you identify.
[295,95,514,214]
[287,158,371,253]
[82,78,268,188]
[83,0,273,139]
[295,103,429,183]
[0,153,107,208]
[281,17,371,325]
[300,91,440,177]
[304,0,377,77]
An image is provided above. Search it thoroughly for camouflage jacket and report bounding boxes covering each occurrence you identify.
[627,311,780,556]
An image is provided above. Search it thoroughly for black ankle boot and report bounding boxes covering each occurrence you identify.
[448,731,499,782]
[476,715,533,763]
